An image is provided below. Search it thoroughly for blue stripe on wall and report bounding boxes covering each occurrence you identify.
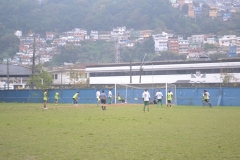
[0,88,239,106]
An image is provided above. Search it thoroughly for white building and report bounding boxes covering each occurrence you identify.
[85,59,240,84]
[48,66,89,85]
[153,33,169,52]
[218,35,237,47]
[14,30,22,38]
[90,31,99,40]
[204,37,217,44]
[190,34,205,43]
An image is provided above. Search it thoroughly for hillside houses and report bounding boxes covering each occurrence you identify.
[170,0,240,20]
[10,25,240,67]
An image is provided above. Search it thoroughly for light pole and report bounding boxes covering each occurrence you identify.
[139,54,160,83]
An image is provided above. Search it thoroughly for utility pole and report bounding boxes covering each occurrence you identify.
[32,38,36,76]
[7,58,10,90]
[130,48,132,83]
[31,38,36,89]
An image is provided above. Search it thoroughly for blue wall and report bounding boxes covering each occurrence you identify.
[0,87,239,106]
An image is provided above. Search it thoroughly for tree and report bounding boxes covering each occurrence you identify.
[209,53,227,60]
[27,70,53,89]
[220,68,239,87]
[203,43,217,51]
[0,34,20,60]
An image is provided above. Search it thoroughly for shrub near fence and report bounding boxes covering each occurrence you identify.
[0,87,240,106]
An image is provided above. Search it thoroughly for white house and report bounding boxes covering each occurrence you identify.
[218,35,237,47]
[153,33,169,52]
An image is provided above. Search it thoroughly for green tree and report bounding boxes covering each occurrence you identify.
[27,70,52,89]
[0,34,20,60]
[209,53,227,60]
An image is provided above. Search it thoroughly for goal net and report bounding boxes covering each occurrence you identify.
[114,83,177,105]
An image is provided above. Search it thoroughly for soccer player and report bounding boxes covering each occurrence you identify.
[167,90,173,108]
[117,93,125,104]
[43,90,48,109]
[202,90,212,107]
[96,89,100,106]
[142,89,150,113]
[99,90,107,110]
[108,89,112,104]
[155,89,163,107]
[55,91,59,105]
[73,91,79,106]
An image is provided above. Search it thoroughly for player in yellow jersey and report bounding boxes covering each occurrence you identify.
[167,90,173,108]
[43,90,48,109]
[73,91,79,106]
[55,91,59,105]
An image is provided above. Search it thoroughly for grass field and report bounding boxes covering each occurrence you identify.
[0,103,240,160]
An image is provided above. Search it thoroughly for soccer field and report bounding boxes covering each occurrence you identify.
[0,103,240,160]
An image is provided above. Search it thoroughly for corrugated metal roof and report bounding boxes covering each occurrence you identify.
[0,64,32,77]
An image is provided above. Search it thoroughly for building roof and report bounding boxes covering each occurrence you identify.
[0,64,32,77]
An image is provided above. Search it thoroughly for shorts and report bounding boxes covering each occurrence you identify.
[203,99,209,102]
[101,99,106,104]
[144,101,149,106]
[44,100,47,102]
[55,99,58,101]
[157,99,162,102]
[73,98,77,101]
[167,100,172,103]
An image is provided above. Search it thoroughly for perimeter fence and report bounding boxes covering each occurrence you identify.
[0,84,239,106]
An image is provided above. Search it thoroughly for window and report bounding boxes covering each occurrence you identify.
[54,74,58,79]
[177,70,186,74]
[211,69,220,73]
[166,70,177,74]
[144,71,152,75]
[153,71,165,75]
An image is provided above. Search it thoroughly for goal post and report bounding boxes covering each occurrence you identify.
[114,83,146,104]
[114,83,172,104]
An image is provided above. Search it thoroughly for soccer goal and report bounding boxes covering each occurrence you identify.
[114,83,176,105]
[114,84,146,104]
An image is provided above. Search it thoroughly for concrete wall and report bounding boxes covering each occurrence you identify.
[0,87,239,106]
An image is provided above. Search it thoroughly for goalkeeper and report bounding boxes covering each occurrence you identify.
[117,93,125,104]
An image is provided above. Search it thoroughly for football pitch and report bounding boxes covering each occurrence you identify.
[0,103,240,160]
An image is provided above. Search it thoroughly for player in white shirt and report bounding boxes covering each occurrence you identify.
[202,90,212,107]
[108,89,112,104]
[142,89,151,113]
[96,89,100,106]
[155,89,163,107]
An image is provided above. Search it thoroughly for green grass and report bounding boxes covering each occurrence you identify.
[0,103,240,160]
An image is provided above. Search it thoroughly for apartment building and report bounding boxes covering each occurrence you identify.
[190,34,205,43]
[178,38,189,54]
[218,35,237,47]
[168,36,179,53]
[209,6,218,19]
[153,34,168,52]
